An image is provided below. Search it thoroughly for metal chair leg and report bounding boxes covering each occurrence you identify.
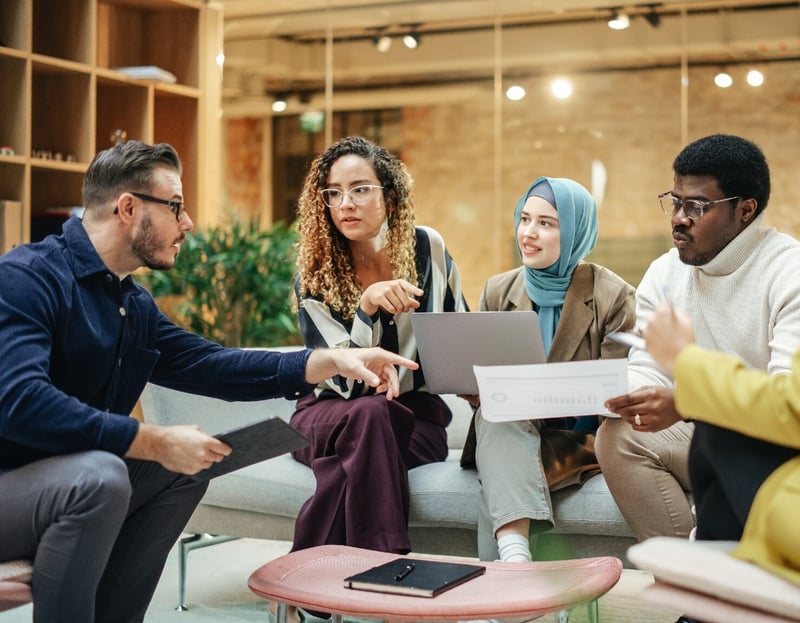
[554,597,599,623]
[586,598,599,623]
[175,533,238,611]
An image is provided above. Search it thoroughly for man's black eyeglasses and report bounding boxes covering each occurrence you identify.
[129,192,186,221]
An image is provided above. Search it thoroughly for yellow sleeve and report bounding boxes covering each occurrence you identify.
[673,345,800,450]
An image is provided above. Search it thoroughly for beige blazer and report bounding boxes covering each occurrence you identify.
[479,262,635,362]
[460,262,636,470]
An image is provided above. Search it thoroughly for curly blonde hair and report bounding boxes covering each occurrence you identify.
[296,136,418,320]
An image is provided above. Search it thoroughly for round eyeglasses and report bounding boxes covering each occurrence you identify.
[658,191,740,221]
[320,185,383,209]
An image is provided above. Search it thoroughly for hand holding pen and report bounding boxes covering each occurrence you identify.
[608,286,677,352]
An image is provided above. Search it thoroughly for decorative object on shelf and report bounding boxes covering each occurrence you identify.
[114,65,177,84]
[137,217,301,347]
[110,129,127,146]
[0,146,15,156]
[30,149,76,162]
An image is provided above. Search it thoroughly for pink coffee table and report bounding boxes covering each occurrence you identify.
[248,545,622,623]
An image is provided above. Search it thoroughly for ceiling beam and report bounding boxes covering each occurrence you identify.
[218,1,800,117]
[222,5,800,94]
[221,0,795,40]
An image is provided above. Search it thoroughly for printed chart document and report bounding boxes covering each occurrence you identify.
[475,358,628,422]
[343,558,486,597]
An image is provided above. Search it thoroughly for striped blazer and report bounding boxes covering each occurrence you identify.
[296,226,468,398]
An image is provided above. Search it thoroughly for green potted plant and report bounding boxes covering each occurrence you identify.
[139,217,301,347]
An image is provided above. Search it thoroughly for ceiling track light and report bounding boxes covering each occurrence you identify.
[714,70,733,88]
[372,28,392,53]
[746,68,765,87]
[402,32,419,49]
[271,93,288,113]
[374,34,392,52]
[402,25,421,49]
[505,84,526,101]
[608,9,630,30]
[644,5,661,28]
[551,78,573,99]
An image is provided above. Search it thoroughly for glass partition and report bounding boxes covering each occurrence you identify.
[222,5,800,304]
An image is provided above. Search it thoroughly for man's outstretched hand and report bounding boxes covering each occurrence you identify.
[306,347,419,400]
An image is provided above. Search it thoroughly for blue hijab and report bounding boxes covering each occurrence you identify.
[513,177,598,355]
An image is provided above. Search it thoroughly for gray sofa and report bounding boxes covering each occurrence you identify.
[140,349,637,608]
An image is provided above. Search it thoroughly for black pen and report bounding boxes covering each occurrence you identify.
[394,562,415,581]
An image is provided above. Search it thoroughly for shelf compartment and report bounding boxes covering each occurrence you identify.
[33,0,93,64]
[0,0,30,52]
[32,62,92,164]
[0,161,26,203]
[154,91,198,216]
[97,77,151,149]
[97,1,200,88]
[29,168,84,242]
[0,55,29,158]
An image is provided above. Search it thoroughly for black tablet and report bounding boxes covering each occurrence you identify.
[189,417,310,482]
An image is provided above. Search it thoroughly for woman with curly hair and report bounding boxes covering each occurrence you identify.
[289,136,467,557]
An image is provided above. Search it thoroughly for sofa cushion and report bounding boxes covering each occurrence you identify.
[198,450,632,539]
[203,454,315,518]
[140,379,636,563]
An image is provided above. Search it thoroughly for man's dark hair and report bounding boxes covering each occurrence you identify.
[82,141,182,210]
[673,134,770,218]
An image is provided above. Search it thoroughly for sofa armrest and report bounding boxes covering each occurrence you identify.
[140,384,297,433]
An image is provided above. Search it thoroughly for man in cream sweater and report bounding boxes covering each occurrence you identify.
[597,134,800,548]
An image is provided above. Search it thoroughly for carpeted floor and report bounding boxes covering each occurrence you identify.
[0,537,683,623]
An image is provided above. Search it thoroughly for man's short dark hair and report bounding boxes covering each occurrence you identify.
[672,134,770,218]
[82,141,181,210]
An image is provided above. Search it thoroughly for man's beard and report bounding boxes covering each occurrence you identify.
[132,213,177,271]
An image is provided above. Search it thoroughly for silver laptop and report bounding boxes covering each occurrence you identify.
[410,311,546,395]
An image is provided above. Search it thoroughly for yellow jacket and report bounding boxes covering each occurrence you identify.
[674,344,800,585]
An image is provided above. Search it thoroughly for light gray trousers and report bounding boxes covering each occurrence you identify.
[0,450,207,623]
[474,411,554,561]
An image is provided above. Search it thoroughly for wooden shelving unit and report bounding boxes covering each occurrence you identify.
[0,0,221,252]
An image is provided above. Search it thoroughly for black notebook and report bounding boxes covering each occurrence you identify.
[188,417,310,482]
[343,557,486,597]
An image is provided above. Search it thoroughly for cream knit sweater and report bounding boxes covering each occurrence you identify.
[629,213,800,390]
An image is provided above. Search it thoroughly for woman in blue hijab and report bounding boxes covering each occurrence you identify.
[468,176,636,563]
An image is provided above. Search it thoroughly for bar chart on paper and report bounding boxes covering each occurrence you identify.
[475,359,628,422]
